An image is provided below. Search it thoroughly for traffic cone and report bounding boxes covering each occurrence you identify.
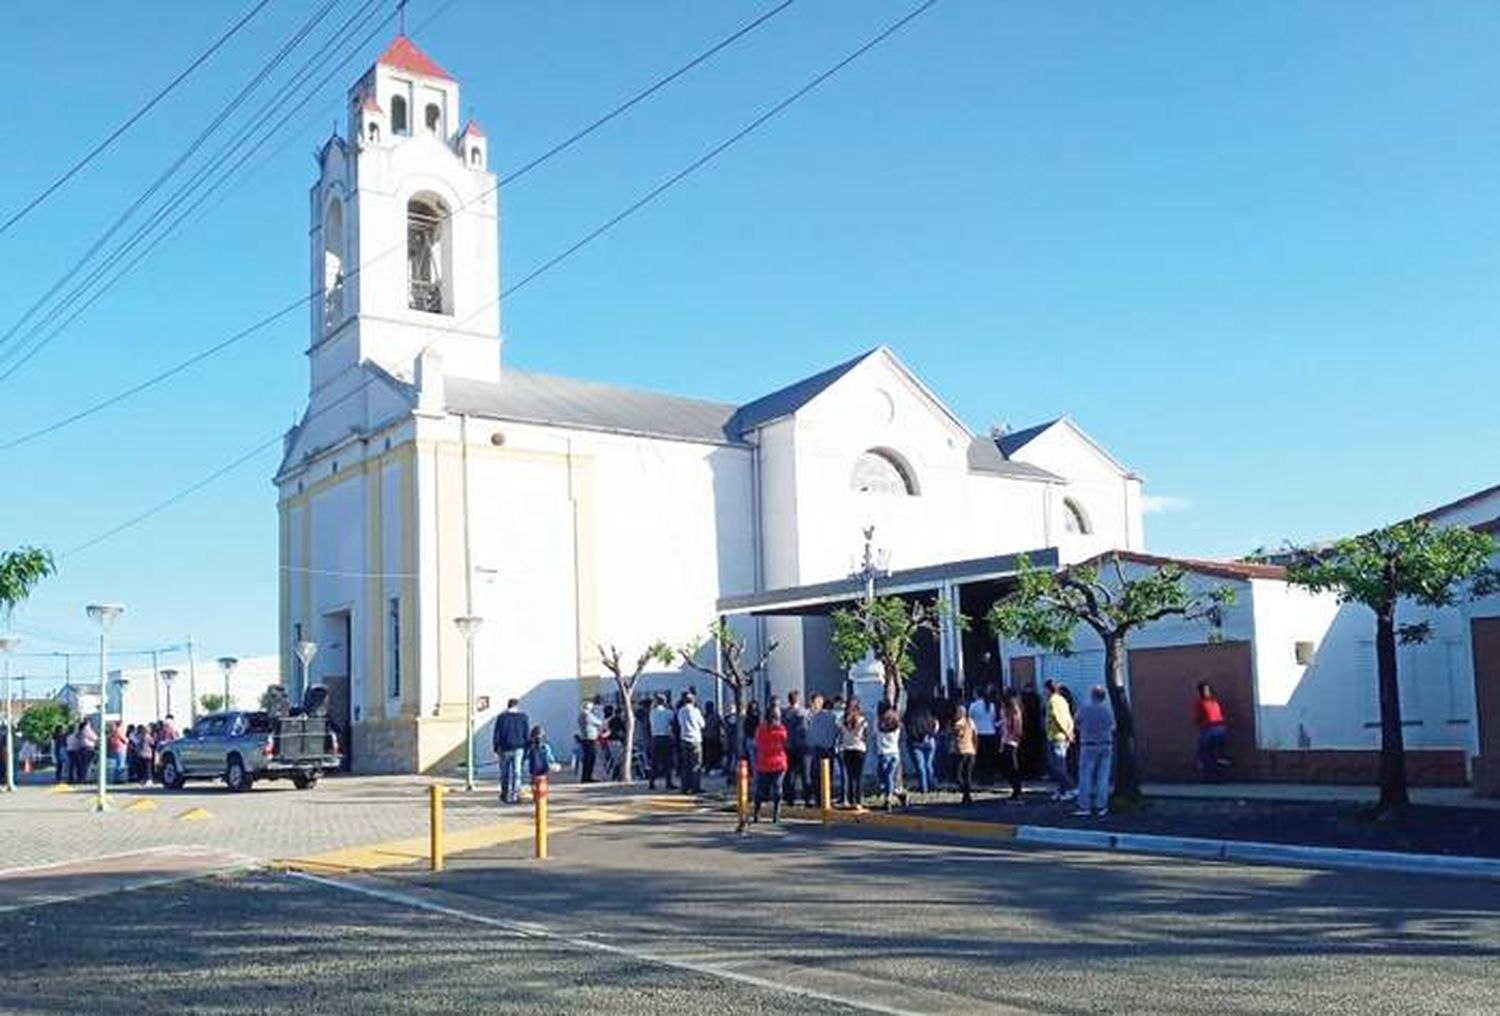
[21,755,31,775]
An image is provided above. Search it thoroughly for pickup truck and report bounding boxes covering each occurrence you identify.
[159,703,340,793]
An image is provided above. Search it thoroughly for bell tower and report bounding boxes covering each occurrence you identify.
[307,35,500,399]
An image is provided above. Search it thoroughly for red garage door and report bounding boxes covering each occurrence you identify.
[1127,641,1256,782]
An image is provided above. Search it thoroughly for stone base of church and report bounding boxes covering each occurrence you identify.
[348,717,420,774]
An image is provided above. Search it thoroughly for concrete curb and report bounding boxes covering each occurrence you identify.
[1012,825,1500,880]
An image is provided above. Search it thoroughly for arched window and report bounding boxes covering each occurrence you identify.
[322,199,344,329]
[425,103,442,134]
[1063,498,1091,535]
[469,146,482,167]
[368,122,380,143]
[407,194,449,314]
[851,449,917,496]
[390,94,409,135]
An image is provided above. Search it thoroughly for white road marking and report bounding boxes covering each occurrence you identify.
[288,871,933,1015]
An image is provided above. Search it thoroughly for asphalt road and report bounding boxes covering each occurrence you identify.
[2,809,1497,1014]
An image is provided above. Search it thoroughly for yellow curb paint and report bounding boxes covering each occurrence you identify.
[123,798,158,813]
[274,808,634,874]
[780,805,1017,840]
[46,783,72,794]
[175,807,214,822]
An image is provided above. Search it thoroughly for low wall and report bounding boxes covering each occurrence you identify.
[1250,749,1469,788]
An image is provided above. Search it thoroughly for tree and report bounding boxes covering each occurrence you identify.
[0,546,55,622]
[677,620,777,764]
[1282,520,1498,814]
[597,640,675,782]
[199,692,227,713]
[988,554,1234,800]
[830,594,965,707]
[19,700,72,747]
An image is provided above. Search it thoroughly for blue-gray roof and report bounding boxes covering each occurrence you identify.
[996,418,1060,457]
[727,349,875,435]
[445,371,742,445]
[967,436,1061,481]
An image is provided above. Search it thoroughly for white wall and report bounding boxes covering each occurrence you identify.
[106,655,280,727]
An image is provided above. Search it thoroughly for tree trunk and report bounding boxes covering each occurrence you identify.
[883,661,901,711]
[620,686,636,783]
[1103,635,1140,800]
[1375,610,1410,814]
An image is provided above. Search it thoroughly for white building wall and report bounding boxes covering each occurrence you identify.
[106,655,280,727]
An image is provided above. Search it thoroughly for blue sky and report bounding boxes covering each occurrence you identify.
[1,1,1496,688]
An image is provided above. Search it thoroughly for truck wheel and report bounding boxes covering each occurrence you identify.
[291,771,319,790]
[225,756,252,793]
[161,756,186,790]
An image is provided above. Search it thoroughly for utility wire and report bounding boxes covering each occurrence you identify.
[0,0,800,451]
[0,0,392,386]
[56,0,938,559]
[0,0,344,370]
[0,0,275,238]
[487,0,940,306]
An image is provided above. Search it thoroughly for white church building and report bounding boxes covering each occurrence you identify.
[275,37,1145,773]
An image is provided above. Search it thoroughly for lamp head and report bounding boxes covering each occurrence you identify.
[453,615,483,640]
[85,603,125,629]
[159,668,178,686]
[294,640,318,667]
[216,656,239,673]
[0,635,19,654]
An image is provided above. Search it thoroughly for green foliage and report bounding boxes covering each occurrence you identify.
[18,700,72,746]
[830,596,965,694]
[598,640,676,688]
[0,546,55,621]
[199,692,227,713]
[1285,520,1498,634]
[987,554,1235,655]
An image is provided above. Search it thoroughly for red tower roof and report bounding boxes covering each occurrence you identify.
[461,119,485,138]
[376,35,454,81]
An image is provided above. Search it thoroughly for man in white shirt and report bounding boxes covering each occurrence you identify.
[647,694,676,790]
[676,691,706,795]
[969,688,999,785]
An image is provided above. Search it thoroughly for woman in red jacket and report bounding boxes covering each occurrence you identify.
[753,704,789,824]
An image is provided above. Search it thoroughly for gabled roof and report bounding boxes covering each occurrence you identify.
[377,35,454,81]
[1414,482,1500,523]
[1081,550,1286,583]
[461,119,485,138]
[446,371,741,446]
[359,93,382,113]
[966,436,1062,482]
[996,418,1060,457]
[727,349,874,435]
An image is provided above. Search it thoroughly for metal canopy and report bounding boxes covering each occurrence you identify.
[715,547,1059,618]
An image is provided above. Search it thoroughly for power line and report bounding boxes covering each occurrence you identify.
[0,0,345,373]
[0,0,393,386]
[0,0,800,452]
[483,0,941,307]
[55,0,938,560]
[0,0,275,238]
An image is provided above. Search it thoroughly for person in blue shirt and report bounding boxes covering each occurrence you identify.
[492,698,530,804]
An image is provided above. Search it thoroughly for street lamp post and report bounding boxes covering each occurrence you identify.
[160,669,178,720]
[847,526,891,700]
[86,603,125,813]
[452,616,483,792]
[0,635,19,793]
[294,640,318,701]
[217,657,238,711]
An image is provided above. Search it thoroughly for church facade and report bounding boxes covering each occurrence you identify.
[276,38,1145,773]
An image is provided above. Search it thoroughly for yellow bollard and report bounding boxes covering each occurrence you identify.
[820,756,832,824]
[430,783,445,872]
[534,775,549,860]
[736,757,750,832]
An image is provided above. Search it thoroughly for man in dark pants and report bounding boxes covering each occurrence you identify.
[492,698,530,803]
[782,690,812,805]
[577,695,604,783]
[647,693,676,790]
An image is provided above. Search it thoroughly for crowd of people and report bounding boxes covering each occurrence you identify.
[45,716,181,786]
[491,679,1233,817]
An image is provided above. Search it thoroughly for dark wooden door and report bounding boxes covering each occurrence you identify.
[1472,618,1500,764]
[1127,641,1256,781]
